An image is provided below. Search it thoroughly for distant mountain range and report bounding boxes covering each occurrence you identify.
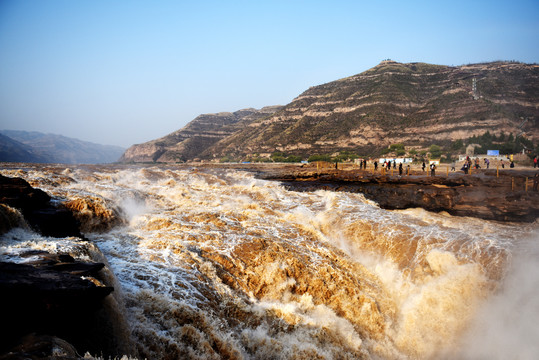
[121,61,539,163]
[0,130,125,164]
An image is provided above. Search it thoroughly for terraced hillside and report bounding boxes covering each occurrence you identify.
[120,106,282,163]
[121,61,539,162]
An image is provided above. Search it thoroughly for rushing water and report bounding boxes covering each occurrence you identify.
[1,164,538,359]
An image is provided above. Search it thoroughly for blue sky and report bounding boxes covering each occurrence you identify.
[1,0,538,148]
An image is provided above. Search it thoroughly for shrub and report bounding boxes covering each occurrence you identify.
[429,144,442,158]
[395,149,406,156]
[308,154,333,162]
[285,155,302,163]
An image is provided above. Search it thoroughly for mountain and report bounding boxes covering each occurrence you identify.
[121,61,539,163]
[119,106,282,163]
[0,133,48,163]
[0,131,125,164]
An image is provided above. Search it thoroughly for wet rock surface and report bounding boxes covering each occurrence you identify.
[0,174,82,237]
[0,253,114,357]
[0,175,118,358]
[0,334,79,360]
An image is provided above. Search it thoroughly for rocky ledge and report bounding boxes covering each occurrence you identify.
[0,253,113,357]
[0,175,118,358]
[258,167,539,222]
[0,174,83,237]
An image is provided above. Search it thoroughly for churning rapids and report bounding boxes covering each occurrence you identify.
[1,164,538,359]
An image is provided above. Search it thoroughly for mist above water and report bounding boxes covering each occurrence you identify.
[453,234,539,360]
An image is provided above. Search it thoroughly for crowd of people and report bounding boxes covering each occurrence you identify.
[354,156,527,174]
[351,155,539,191]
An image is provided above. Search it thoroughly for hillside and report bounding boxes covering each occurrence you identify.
[0,131,125,164]
[0,133,48,163]
[120,106,282,163]
[121,61,539,163]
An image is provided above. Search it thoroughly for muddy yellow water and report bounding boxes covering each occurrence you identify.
[1,164,537,359]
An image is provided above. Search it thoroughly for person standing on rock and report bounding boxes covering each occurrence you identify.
[374,161,378,171]
[399,163,403,176]
[430,163,436,176]
[422,161,426,172]
[534,156,537,168]
[462,162,469,174]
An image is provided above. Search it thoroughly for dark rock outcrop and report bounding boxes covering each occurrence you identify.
[0,334,79,360]
[0,175,125,358]
[0,174,82,237]
[0,254,114,357]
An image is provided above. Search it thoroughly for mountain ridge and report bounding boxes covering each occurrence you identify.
[0,130,125,164]
[122,60,539,163]
[119,106,282,163]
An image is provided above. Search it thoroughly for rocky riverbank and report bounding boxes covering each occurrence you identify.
[131,162,538,222]
[254,165,539,222]
[0,174,122,359]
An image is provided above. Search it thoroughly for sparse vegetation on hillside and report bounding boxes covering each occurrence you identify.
[215,131,538,165]
[121,61,539,163]
[429,145,443,159]
[270,152,302,163]
[307,154,333,162]
[423,131,538,163]
[381,144,406,156]
[466,131,536,155]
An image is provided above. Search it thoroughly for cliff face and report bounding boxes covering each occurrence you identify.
[121,61,539,163]
[263,168,539,223]
[120,106,282,163]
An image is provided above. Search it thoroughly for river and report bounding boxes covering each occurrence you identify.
[1,164,538,359]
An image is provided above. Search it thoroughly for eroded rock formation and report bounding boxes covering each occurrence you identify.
[0,175,128,358]
[0,253,114,357]
[259,167,539,222]
[0,174,82,237]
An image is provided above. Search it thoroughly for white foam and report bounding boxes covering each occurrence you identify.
[2,164,537,359]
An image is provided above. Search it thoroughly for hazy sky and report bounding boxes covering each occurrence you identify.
[1,0,538,148]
